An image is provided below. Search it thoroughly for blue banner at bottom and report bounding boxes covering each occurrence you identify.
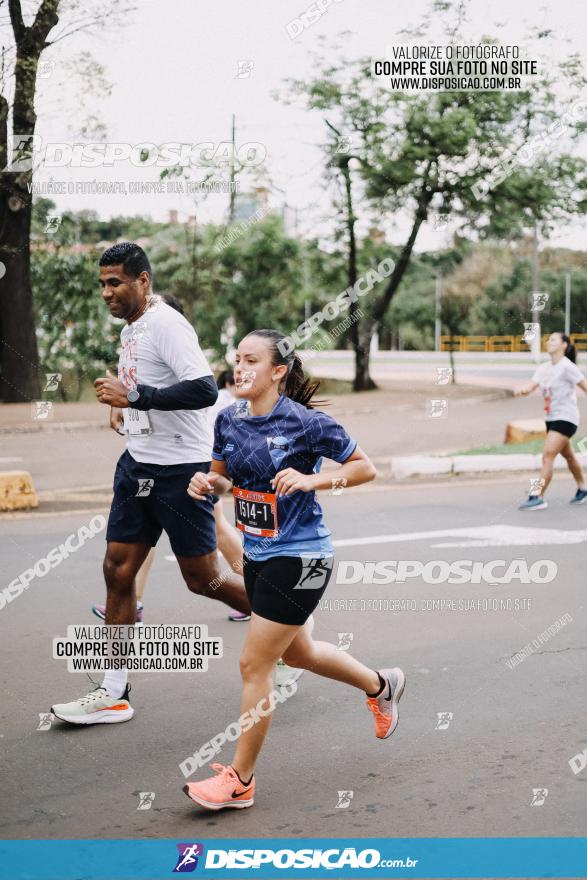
[1,838,586,879]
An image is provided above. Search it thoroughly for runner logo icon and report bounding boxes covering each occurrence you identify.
[173,843,204,872]
[296,557,333,590]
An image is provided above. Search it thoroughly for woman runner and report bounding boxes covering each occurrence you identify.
[516,332,587,510]
[182,329,405,811]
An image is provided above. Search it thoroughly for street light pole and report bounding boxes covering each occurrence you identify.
[531,224,541,363]
[434,274,441,352]
[565,272,571,337]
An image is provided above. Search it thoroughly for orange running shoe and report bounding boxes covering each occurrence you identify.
[183,763,255,810]
[366,667,406,739]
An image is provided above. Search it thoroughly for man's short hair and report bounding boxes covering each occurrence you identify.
[99,242,152,280]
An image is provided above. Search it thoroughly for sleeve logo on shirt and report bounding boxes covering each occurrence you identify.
[267,436,290,470]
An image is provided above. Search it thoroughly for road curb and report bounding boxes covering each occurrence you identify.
[391,452,587,478]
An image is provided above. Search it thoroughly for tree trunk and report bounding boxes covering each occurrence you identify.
[356,161,436,389]
[354,322,377,391]
[0,193,39,400]
[0,0,60,401]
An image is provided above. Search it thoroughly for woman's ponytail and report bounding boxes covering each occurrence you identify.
[283,354,321,408]
[562,333,577,363]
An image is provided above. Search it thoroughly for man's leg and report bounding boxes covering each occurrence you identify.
[101,541,151,699]
[214,502,244,573]
[176,551,251,614]
[104,541,152,624]
[50,539,148,722]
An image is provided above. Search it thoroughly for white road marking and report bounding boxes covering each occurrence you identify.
[332,524,587,549]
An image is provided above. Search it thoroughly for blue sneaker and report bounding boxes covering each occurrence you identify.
[570,489,587,504]
[519,495,548,511]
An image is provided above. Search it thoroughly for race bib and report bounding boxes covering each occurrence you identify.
[233,487,278,537]
[123,408,152,436]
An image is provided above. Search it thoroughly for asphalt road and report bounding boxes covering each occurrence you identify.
[1,476,586,845]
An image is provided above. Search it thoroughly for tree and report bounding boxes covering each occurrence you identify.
[149,214,308,359]
[0,0,126,402]
[32,246,119,400]
[0,1,59,401]
[440,290,471,382]
[283,1,587,389]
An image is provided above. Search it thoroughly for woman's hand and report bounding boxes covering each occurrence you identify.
[110,407,124,432]
[271,468,316,497]
[188,471,219,501]
[515,381,539,397]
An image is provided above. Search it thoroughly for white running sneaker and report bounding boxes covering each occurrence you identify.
[275,659,304,689]
[274,615,314,689]
[51,685,133,725]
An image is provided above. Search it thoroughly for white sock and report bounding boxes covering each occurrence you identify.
[101,668,128,699]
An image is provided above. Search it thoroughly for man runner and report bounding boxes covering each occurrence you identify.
[51,242,251,724]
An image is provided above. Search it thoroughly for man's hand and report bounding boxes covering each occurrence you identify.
[95,374,129,408]
[110,407,124,432]
[271,468,316,497]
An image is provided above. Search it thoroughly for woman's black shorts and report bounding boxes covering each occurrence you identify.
[546,420,577,438]
[243,555,333,626]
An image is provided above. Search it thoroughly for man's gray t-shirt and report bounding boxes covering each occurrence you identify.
[117,297,214,464]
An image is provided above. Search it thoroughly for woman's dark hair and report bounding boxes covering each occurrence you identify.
[217,368,234,389]
[245,329,323,409]
[560,332,576,364]
[162,293,185,316]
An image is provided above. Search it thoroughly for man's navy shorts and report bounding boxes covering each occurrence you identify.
[106,450,217,557]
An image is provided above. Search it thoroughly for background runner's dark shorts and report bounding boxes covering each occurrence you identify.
[546,420,577,438]
[106,450,217,556]
[243,555,333,625]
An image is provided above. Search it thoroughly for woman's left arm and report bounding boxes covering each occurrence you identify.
[272,446,376,496]
[577,379,587,395]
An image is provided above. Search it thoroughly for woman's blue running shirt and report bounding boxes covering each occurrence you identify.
[212,395,357,560]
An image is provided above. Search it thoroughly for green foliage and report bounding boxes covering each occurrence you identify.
[473,261,587,336]
[281,1,587,383]
[32,247,119,400]
[31,198,164,244]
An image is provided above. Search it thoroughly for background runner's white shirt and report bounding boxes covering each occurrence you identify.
[531,356,583,425]
[117,297,214,464]
[206,388,235,425]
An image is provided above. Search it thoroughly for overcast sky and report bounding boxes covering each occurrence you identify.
[26,0,587,251]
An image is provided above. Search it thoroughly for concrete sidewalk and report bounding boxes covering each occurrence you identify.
[1,380,584,495]
[0,401,106,433]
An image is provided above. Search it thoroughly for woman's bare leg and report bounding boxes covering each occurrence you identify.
[231,614,299,781]
[538,431,569,495]
[135,546,155,602]
[231,615,380,781]
[282,624,380,692]
[559,438,587,489]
